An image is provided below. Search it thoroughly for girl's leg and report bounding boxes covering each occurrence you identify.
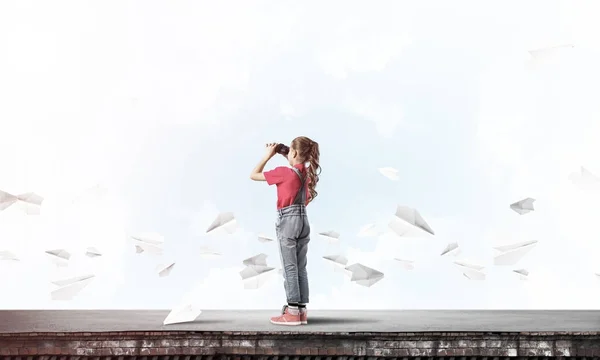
[275,216,304,304]
[277,234,302,304]
[296,218,310,324]
[271,215,303,325]
[296,234,310,305]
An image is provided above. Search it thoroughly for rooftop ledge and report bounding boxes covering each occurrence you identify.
[0,310,599,358]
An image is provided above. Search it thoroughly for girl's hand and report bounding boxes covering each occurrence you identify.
[264,143,278,159]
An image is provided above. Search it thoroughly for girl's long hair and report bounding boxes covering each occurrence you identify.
[291,136,321,203]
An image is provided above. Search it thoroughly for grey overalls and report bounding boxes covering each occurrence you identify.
[276,167,311,305]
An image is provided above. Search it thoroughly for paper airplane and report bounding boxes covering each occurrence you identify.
[510,198,536,215]
[130,232,164,245]
[50,274,95,300]
[528,44,574,58]
[45,249,71,267]
[345,263,385,287]
[441,242,461,257]
[51,274,94,287]
[0,251,19,261]
[569,167,600,190]
[199,246,221,257]
[206,212,238,235]
[513,269,529,280]
[493,240,538,266]
[156,262,176,277]
[388,205,434,237]
[243,253,268,267]
[318,230,340,243]
[454,261,486,280]
[240,265,275,289]
[257,233,275,243]
[85,247,102,258]
[378,167,399,181]
[357,223,381,238]
[0,190,44,214]
[322,255,352,277]
[394,258,415,270]
[240,265,274,280]
[130,233,164,255]
[163,303,202,325]
[134,243,163,255]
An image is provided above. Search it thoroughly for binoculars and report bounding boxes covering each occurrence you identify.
[275,143,290,156]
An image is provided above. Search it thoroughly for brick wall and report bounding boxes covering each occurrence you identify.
[0,331,599,358]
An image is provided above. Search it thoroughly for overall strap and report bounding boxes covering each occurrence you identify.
[290,167,307,205]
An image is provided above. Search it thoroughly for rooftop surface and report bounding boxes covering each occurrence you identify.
[0,310,599,333]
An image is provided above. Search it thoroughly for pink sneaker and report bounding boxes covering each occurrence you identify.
[270,305,301,326]
[300,308,308,324]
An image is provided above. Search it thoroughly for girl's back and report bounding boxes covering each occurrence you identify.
[264,164,311,209]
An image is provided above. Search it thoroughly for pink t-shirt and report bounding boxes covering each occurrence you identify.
[263,164,311,209]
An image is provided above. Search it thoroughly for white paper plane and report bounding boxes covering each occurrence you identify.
[394,258,415,270]
[51,274,95,287]
[323,254,348,267]
[388,205,434,237]
[240,265,274,280]
[206,212,238,235]
[454,261,486,280]
[318,230,340,243]
[357,223,381,238]
[528,44,574,58]
[240,265,275,289]
[0,191,16,211]
[199,246,221,257]
[322,255,352,277]
[130,232,164,245]
[569,166,600,191]
[513,269,529,280]
[50,274,95,300]
[493,240,538,266]
[243,253,268,267]
[156,262,176,277]
[0,190,44,214]
[441,242,461,257]
[0,251,19,261]
[510,198,536,215]
[85,247,102,258]
[134,242,163,255]
[345,263,385,287]
[257,233,275,243]
[45,249,71,267]
[163,303,202,325]
[130,232,164,255]
[378,167,399,181]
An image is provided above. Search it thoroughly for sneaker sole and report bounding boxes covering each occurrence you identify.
[270,320,301,326]
[301,321,307,325]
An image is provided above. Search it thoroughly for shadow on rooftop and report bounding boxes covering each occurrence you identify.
[163,319,232,327]
[306,317,379,325]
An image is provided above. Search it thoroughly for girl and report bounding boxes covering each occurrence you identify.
[250,136,321,326]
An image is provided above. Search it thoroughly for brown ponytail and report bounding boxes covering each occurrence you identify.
[291,136,321,203]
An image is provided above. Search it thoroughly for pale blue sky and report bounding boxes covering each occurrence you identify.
[1,0,600,311]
